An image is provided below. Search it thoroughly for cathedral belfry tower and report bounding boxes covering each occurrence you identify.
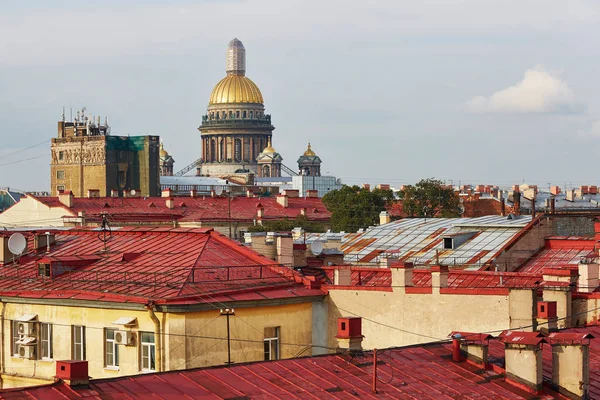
[197,38,275,176]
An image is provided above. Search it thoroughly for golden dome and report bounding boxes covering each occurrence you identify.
[262,139,276,154]
[209,75,264,105]
[160,142,168,157]
[303,142,316,157]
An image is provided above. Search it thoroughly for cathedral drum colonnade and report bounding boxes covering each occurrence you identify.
[198,38,276,176]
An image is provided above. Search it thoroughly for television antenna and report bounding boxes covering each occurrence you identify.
[311,240,324,256]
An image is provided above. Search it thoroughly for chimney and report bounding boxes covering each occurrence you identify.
[165,198,174,209]
[566,189,575,202]
[256,203,264,223]
[87,189,100,198]
[390,262,414,292]
[334,267,352,286]
[161,188,172,198]
[336,317,363,351]
[363,184,370,191]
[550,186,561,195]
[379,257,392,268]
[513,191,521,215]
[246,190,253,198]
[449,332,492,367]
[34,232,55,252]
[379,211,390,225]
[283,189,299,198]
[547,332,594,399]
[578,259,599,293]
[190,189,197,198]
[500,331,547,393]
[306,190,318,198]
[431,265,448,293]
[210,189,216,197]
[276,236,293,266]
[500,197,506,216]
[55,360,89,386]
[589,185,598,195]
[58,191,74,208]
[292,243,307,268]
[110,190,119,198]
[376,184,390,190]
[276,194,288,208]
[300,207,306,216]
[550,196,555,214]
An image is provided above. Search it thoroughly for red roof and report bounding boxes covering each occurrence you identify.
[30,194,331,223]
[517,238,595,274]
[319,266,542,292]
[0,228,324,305]
[3,330,586,399]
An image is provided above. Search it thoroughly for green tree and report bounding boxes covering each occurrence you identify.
[398,178,460,218]
[322,185,394,232]
[247,215,325,233]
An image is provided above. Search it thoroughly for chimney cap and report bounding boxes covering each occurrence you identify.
[500,331,547,345]
[547,332,594,344]
[448,331,493,342]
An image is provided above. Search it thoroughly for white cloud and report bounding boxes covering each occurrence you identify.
[460,66,583,114]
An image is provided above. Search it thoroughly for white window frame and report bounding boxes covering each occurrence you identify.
[105,328,119,368]
[140,331,156,372]
[264,327,280,361]
[11,320,20,356]
[40,323,53,360]
[72,325,86,361]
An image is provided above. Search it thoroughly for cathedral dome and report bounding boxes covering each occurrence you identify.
[209,75,264,105]
[303,142,316,157]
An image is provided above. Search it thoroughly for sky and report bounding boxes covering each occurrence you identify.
[0,0,599,192]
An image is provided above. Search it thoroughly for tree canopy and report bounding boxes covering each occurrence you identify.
[322,185,394,232]
[247,215,325,233]
[398,178,461,218]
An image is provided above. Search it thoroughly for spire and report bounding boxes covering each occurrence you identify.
[303,142,316,157]
[226,38,246,76]
[263,138,276,154]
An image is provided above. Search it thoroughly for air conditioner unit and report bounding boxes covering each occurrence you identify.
[18,345,36,360]
[114,330,135,346]
[18,322,35,336]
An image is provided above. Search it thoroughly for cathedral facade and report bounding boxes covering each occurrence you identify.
[197,39,275,176]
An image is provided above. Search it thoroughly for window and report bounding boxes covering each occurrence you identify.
[105,329,119,368]
[12,321,20,356]
[242,111,247,118]
[56,185,65,194]
[229,111,233,118]
[264,327,280,361]
[58,151,64,161]
[236,111,240,118]
[140,332,156,371]
[443,238,453,249]
[73,325,86,360]
[38,263,50,278]
[40,323,53,359]
[56,170,65,180]
[249,111,253,119]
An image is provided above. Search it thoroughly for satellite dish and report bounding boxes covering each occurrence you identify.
[214,186,223,196]
[130,189,137,196]
[311,240,324,256]
[8,233,27,256]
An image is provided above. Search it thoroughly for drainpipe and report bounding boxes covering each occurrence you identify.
[145,301,162,372]
[0,301,5,385]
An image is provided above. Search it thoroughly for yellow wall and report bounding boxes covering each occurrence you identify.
[0,300,315,388]
[0,196,69,227]
[326,287,533,350]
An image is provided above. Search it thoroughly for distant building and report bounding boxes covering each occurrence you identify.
[297,142,321,177]
[159,142,175,176]
[0,188,23,212]
[51,109,160,197]
[198,39,275,176]
[255,141,283,178]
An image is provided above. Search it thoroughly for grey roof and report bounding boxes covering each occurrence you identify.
[160,176,236,186]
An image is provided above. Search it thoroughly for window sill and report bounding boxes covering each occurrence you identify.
[39,358,54,363]
[141,369,156,374]
[104,366,120,372]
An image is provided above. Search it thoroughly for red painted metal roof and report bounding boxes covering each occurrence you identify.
[517,238,595,274]
[319,266,542,291]
[0,339,570,399]
[0,228,324,305]
[31,195,331,223]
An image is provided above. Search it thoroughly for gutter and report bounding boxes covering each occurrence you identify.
[145,300,162,372]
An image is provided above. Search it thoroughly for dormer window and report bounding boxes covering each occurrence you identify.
[38,263,50,278]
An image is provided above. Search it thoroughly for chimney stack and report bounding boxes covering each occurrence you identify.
[161,188,172,198]
[55,360,89,386]
[111,190,119,198]
[449,332,492,367]
[390,262,414,293]
[190,189,197,198]
[500,331,547,393]
[246,189,253,198]
[548,332,594,399]
[165,198,174,209]
[379,211,390,225]
[276,194,288,208]
[58,191,74,208]
[334,267,352,286]
[306,190,319,198]
[336,317,363,351]
[431,265,449,293]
